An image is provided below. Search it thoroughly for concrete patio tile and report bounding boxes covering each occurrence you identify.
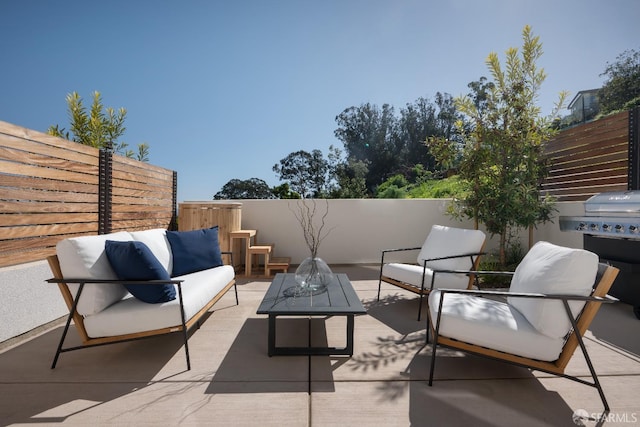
[311,381,411,426]
[0,381,310,426]
[1,271,639,426]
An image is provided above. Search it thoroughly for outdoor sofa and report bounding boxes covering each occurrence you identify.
[47,226,237,370]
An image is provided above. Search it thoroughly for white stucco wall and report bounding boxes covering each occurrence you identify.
[238,199,585,264]
[1,198,585,345]
[0,260,67,344]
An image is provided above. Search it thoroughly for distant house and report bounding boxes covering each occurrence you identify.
[567,89,600,124]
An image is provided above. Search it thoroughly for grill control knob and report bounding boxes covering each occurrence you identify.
[630,225,639,234]
[578,222,587,231]
[589,223,599,231]
[615,224,625,233]
[602,224,611,232]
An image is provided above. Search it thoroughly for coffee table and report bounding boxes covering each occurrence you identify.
[256,273,366,356]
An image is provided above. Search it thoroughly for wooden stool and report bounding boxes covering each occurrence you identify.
[247,244,273,276]
[266,257,291,276]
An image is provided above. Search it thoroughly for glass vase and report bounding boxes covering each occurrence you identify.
[294,256,332,292]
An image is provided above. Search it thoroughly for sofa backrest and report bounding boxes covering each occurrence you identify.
[56,232,132,315]
[56,228,173,315]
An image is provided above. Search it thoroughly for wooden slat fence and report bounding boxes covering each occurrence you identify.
[0,120,176,268]
[542,109,637,201]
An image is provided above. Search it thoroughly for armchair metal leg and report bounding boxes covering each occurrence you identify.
[428,292,445,386]
[51,282,85,369]
[377,252,385,301]
[176,284,191,370]
[562,300,610,413]
[233,283,239,305]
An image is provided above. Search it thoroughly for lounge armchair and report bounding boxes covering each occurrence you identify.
[378,225,486,320]
[427,241,619,415]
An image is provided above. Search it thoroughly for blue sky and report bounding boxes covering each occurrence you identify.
[1,0,638,202]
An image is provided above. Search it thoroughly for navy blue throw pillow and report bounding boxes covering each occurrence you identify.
[166,226,223,276]
[105,240,176,304]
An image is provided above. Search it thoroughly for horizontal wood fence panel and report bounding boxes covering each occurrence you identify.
[541,174,628,190]
[1,175,98,194]
[1,186,98,203]
[0,122,99,161]
[0,121,176,268]
[113,158,174,183]
[0,201,97,214]
[543,111,631,201]
[0,213,98,227]
[110,219,174,232]
[0,159,98,184]
[0,222,98,240]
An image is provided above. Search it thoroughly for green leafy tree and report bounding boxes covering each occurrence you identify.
[428,25,567,266]
[48,91,149,161]
[326,145,368,198]
[272,183,301,199]
[334,103,399,194]
[598,48,640,114]
[272,149,330,198]
[375,174,408,198]
[213,178,275,199]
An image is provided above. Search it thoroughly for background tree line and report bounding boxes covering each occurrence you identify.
[215,93,461,199]
[215,45,638,201]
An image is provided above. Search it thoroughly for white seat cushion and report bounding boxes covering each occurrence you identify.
[382,263,470,291]
[429,289,565,361]
[418,225,486,270]
[507,241,598,338]
[84,265,235,337]
[56,232,132,315]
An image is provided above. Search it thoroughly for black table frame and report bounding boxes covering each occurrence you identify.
[257,273,366,357]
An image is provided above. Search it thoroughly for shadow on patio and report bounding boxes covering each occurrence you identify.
[0,265,639,426]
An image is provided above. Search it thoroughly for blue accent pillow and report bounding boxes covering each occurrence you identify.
[104,240,176,304]
[166,226,223,276]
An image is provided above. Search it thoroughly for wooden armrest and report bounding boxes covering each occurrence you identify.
[430,269,514,276]
[46,278,184,286]
[381,247,421,254]
[435,287,615,303]
[422,252,486,263]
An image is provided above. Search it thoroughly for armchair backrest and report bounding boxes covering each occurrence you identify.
[417,225,486,271]
[507,241,599,339]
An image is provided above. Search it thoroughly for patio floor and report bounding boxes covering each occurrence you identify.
[1,265,639,426]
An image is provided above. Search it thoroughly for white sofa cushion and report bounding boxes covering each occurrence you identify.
[417,225,485,271]
[429,289,565,361]
[83,265,235,337]
[382,263,470,290]
[507,241,598,338]
[129,228,173,274]
[56,232,132,316]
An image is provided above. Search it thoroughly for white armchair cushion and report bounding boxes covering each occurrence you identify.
[83,265,235,337]
[382,263,470,290]
[429,289,565,361]
[507,241,598,338]
[56,232,132,315]
[417,225,485,270]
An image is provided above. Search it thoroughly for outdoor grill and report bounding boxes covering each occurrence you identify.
[560,191,640,318]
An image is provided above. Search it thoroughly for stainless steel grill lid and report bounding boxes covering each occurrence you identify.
[584,191,640,216]
[559,191,640,238]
